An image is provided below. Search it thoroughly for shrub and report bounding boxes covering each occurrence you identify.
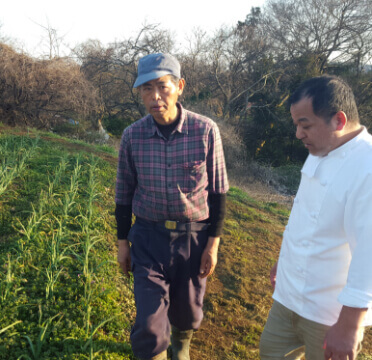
[52,122,84,137]
[273,164,301,195]
[102,116,133,137]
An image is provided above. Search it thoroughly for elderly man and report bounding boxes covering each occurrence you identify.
[259,75,372,360]
[115,53,229,360]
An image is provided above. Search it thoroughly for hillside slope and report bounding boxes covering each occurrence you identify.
[0,128,371,359]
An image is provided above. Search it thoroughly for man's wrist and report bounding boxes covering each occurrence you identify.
[118,239,129,245]
[206,236,220,251]
[337,306,367,330]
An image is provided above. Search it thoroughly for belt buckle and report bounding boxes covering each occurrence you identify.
[165,220,177,230]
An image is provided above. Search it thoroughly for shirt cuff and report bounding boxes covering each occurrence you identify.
[338,286,372,309]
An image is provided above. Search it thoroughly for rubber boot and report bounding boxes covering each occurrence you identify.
[143,350,168,360]
[171,326,193,360]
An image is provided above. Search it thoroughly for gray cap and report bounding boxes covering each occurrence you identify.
[133,53,181,88]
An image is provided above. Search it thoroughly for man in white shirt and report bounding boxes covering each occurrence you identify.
[259,75,372,360]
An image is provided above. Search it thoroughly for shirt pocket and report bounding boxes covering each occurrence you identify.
[180,160,207,194]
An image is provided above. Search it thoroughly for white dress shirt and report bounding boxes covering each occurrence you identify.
[273,127,372,326]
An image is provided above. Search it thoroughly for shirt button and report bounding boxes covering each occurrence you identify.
[168,163,171,167]
[320,180,327,186]
[302,240,309,247]
[168,183,172,188]
[296,266,303,273]
[311,212,317,218]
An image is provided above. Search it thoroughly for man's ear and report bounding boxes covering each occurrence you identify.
[334,111,347,131]
[178,78,185,96]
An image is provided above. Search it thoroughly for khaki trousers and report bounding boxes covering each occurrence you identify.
[259,301,364,360]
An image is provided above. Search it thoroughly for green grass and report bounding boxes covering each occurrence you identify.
[29,129,119,156]
[0,129,371,359]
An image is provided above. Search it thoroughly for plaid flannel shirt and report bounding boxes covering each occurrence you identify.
[115,103,229,222]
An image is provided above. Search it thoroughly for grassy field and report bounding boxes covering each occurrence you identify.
[0,127,371,359]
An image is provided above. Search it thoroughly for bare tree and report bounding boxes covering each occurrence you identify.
[179,28,211,103]
[30,18,68,59]
[74,24,176,125]
[261,0,372,72]
[194,13,273,120]
[0,43,98,128]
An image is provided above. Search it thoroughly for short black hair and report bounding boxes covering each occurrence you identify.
[289,75,359,124]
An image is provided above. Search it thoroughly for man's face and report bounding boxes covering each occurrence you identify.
[291,97,338,157]
[140,75,185,125]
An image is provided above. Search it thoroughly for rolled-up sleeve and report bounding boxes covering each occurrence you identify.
[115,129,137,205]
[339,172,372,308]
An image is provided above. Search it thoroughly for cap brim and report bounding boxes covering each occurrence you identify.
[133,70,174,88]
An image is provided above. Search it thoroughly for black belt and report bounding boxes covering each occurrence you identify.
[136,217,210,231]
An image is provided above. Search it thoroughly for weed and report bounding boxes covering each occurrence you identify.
[0,320,22,336]
[0,136,39,197]
[19,309,63,360]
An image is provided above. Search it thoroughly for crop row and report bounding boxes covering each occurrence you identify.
[0,135,135,360]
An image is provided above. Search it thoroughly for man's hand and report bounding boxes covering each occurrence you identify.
[199,237,220,278]
[117,240,131,277]
[324,306,366,360]
[270,261,278,289]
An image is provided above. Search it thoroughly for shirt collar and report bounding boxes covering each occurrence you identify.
[327,126,367,158]
[143,102,188,138]
[302,126,368,178]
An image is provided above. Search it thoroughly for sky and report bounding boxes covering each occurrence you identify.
[1,0,265,57]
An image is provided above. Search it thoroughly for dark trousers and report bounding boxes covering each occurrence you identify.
[128,217,209,359]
